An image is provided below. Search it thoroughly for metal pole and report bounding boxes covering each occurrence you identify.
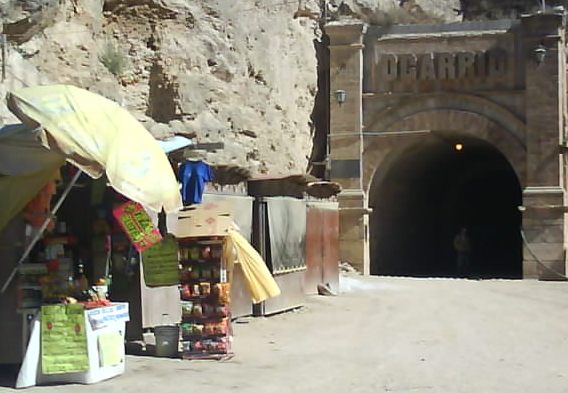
[1,25,6,81]
[1,169,82,294]
[328,130,432,138]
[252,198,266,317]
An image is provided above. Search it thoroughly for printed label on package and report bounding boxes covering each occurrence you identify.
[113,201,162,252]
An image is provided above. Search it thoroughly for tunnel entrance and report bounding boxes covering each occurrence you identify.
[370,135,523,279]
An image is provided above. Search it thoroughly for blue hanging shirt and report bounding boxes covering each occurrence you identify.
[178,160,213,205]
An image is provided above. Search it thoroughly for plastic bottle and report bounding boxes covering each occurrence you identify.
[75,261,88,292]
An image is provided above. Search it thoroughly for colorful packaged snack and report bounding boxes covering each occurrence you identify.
[192,303,203,317]
[214,318,228,335]
[202,246,212,259]
[215,305,228,317]
[216,338,228,352]
[181,323,192,336]
[181,284,191,300]
[190,247,200,260]
[181,301,193,316]
[180,268,191,282]
[203,323,215,335]
[202,339,213,350]
[213,283,231,304]
[193,341,203,351]
[211,246,222,259]
[200,282,211,296]
[203,304,214,315]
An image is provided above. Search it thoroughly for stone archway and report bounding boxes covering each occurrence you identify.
[363,102,526,278]
[363,94,527,191]
[365,93,526,141]
[327,15,566,279]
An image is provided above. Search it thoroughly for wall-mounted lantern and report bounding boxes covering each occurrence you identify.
[334,89,347,105]
[533,44,547,65]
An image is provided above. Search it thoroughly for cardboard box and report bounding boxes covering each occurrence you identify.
[176,202,233,238]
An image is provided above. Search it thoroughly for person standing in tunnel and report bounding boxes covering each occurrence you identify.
[454,227,471,278]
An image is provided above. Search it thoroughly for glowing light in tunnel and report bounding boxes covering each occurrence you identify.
[455,143,464,152]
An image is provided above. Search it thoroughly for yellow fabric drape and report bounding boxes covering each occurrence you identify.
[224,229,280,304]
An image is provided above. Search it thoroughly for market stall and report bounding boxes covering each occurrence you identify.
[173,199,234,359]
[16,302,129,388]
[158,201,280,359]
[247,176,341,315]
[178,235,232,359]
[0,84,285,378]
[0,84,182,386]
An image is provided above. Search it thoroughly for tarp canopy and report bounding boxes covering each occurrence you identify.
[158,135,192,154]
[6,84,182,214]
[0,124,64,231]
[0,124,64,176]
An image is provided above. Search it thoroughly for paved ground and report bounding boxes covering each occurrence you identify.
[3,274,568,393]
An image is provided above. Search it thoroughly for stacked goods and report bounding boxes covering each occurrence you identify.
[178,237,232,359]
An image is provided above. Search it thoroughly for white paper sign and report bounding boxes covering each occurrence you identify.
[86,303,130,331]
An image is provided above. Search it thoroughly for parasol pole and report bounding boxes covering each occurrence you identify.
[1,169,82,294]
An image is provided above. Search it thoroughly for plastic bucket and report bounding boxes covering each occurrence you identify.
[154,325,179,357]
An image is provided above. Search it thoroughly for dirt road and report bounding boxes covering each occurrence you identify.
[4,274,568,393]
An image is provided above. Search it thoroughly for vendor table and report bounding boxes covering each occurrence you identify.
[16,302,129,388]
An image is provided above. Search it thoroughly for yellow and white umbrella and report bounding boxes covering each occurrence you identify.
[0,85,183,293]
[6,84,182,213]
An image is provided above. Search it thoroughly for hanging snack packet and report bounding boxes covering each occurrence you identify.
[213,283,231,304]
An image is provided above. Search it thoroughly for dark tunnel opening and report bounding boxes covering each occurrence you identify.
[370,135,523,279]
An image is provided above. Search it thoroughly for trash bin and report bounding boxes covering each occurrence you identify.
[154,325,179,357]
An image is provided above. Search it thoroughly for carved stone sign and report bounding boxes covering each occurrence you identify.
[378,50,508,81]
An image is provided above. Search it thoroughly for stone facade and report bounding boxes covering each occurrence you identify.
[327,12,568,279]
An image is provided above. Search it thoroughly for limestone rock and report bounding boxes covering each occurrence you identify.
[149,122,172,140]
[329,0,461,23]
[458,0,565,20]
[2,0,535,177]
[88,80,125,106]
[0,49,50,126]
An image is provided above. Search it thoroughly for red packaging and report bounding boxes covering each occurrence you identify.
[46,259,60,272]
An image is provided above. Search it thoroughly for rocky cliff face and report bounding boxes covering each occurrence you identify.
[2,0,323,175]
[458,0,566,20]
[0,0,546,177]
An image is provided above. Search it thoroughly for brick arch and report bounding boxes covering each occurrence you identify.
[363,108,527,193]
[365,93,526,143]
